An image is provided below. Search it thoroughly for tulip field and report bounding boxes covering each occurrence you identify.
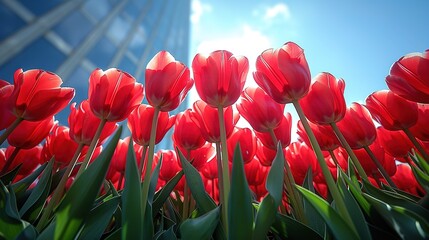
[0,42,428,239]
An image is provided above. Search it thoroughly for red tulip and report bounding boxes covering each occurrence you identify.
[410,103,429,141]
[336,103,377,149]
[4,145,42,177]
[128,104,176,146]
[353,139,397,178]
[285,141,321,185]
[192,50,249,108]
[69,100,117,146]
[178,142,215,170]
[255,113,292,150]
[43,125,82,166]
[10,69,74,121]
[145,51,193,111]
[297,120,339,151]
[391,164,425,196]
[7,116,55,149]
[326,147,348,178]
[365,90,418,131]
[88,68,144,121]
[227,127,257,164]
[0,80,15,130]
[201,157,218,180]
[377,126,413,160]
[386,50,429,103]
[244,158,269,186]
[300,72,346,124]
[255,140,277,166]
[191,100,238,143]
[254,42,311,104]
[173,109,206,152]
[236,87,285,132]
[157,150,180,182]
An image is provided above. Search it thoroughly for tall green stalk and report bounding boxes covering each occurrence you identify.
[403,128,429,161]
[76,118,107,178]
[141,107,160,222]
[217,106,230,235]
[363,145,397,187]
[292,100,356,233]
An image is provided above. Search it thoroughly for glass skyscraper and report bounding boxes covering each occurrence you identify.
[0,0,191,149]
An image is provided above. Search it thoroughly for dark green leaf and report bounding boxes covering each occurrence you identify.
[177,148,216,213]
[252,195,277,240]
[0,182,29,239]
[15,224,38,239]
[51,126,122,239]
[19,158,54,223]
[78,196,120,240]
[363,193,429,239]
[266,143,285,206]
[154,225,177,240]
[410,163,429,192]
[180,206,220,240]
[11,162,47,198]
[297,185,359,240]
[122,137,142,240]
[302,168,325,236]
[0,164,22,184]
[228,144,253,240]
[337,176,372,240]
[152,170,184,215]
[271,213,323,240]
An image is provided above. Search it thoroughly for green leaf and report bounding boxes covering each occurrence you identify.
[51,126,122,240]
[0,164,22,184]
[16,224,38,239]
[363,193,429,239]
[180,206,220,240]
[121,137,142,240]
[0,182,29,239]
[265,143,285,206]
[252,194,277,240]
[302,168,325,237]
[337,176,372,240]
[363,180,429,220]
[271,213,323,239]
[152,170,184,215]
[228,144,254,240]
[11,162,48,198]
[19,158,54,223]
[78,196,120,240]
[177,148,216,213]
[154,225,177,240]
[410,163,429,192]
[297,185,359,240]
[339,171,371,216]
[410,152,429,174]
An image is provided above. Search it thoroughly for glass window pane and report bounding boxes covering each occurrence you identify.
[107,14,131,45]
[17,0,63,16]
[117,56,137,75]
[86,37,116,69]
[53,11,94,48]
[0,5,25,41]
[82,0,112,21]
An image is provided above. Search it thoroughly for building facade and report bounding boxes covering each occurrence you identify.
[0,0,191,149]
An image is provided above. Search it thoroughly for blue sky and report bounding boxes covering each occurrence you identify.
[189,0,429,104]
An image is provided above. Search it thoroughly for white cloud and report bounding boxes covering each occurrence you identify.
[264,3,291,21]
[191,0,212,24]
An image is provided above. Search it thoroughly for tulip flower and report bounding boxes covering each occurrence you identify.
[10,69,75,121]
[192,50,248,108]
[173,109,206,152]
[227,127,257,164]
[391,164,426,197]
[300,72,346,125]
[191,100,238,143]
[244,158,269,187]
[386,50,429,103]
[177,142,215,170]
[0,80,15,130]
[285,141,321,185]
[145,51,193,112]
[7,116,55,149]
[297,120,339,151]
[410,103,429,141]
[254,42,311,104]
[255,113,292,150]
[365,90,418,131]
[88,68,144,122]
[377,126,413,161]
[128,104,176,146]
[255,140,277,166]
[236,87,285,132]
[3,145,42,179]
[156,150,180,182]
[336,103,377,149]
[201,157,219,180]
[69,100,117,146]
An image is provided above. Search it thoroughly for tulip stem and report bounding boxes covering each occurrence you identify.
[330,122,369,181]
[76,118,107,178]
[36,143,84,231]
[363,146,397,188]
[0,117,23,146]
[139,145,148,178]
[217,106,230,235]
[215,142,225,206]
[141,107,160,222]
[292,101,356,233]
[0,147,20,175]
[403,128,429,162]
[268,129,306,223]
